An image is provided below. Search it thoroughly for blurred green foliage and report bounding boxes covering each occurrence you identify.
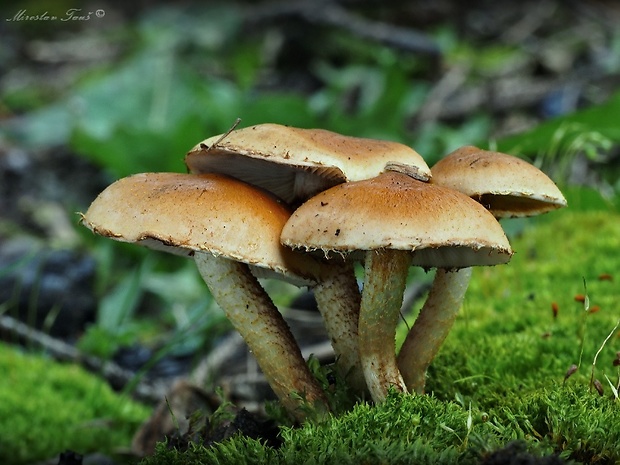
[3,3,619,183]
[0,5,520,177]
[1,2,619,358]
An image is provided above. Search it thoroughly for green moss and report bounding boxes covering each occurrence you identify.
[140,210,620,463]
[8,209,614,464]
[421,209,620,463]
[428,209,619,396]
[0,344,150,464]
[275,393,481,465]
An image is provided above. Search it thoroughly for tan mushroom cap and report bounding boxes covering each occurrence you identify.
[431,146,567,218]
[281,171,512,268]
[185,123,431,204]
[81,172,320,285]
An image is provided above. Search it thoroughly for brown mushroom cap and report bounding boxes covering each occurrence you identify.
[431,146,567,218]
[81,172,320,285]
[282,170,511,403]
[396,146,567,395]
[81,172,333,419]
[281,171,512,267]
[185,123,431,204]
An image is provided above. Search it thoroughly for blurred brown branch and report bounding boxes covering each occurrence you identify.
[247,1,441,56]
[0,315,167,404]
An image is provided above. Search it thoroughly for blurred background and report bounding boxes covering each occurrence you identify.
[1,0,619,461]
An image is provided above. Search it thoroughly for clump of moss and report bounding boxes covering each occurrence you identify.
[140,210,620,464]
[140,390,576,465]
[6,210,615,464]
[427,209,619,393]
[0,344,150,464]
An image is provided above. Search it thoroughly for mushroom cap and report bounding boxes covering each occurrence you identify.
[185,123,431,204]
[281,171,512,268]
[81,172,320,285]
[431,146,567,218]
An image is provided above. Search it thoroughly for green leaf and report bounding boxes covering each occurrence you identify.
[493,90,620,155]
[70,114,204,177]
[97,256,153,332]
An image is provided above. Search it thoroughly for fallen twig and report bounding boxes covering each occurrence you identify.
[0,314,168,404]
[247,1,441,56]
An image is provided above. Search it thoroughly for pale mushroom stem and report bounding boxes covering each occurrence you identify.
[312,260,367,396]
[397,267,473,394]
[194,252,329,421]
[358,248,410,403]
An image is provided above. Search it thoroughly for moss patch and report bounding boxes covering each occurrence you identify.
[141,209,620,464]
[0,344,150,464]
[428,209,620,400]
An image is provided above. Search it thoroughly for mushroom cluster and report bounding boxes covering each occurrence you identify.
[81,124,566,419]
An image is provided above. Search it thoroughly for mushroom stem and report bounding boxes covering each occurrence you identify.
[397,267,473,394]
[194,252,329,421]
[358,248,410,403]
[312,259,366,396]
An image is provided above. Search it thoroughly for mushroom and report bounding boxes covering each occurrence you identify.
[281,171,512,403]
[427,146,567,216]
[80,172,329,421]
[185,123,432,206]
[396,146,567,394]
[185,123,432,396]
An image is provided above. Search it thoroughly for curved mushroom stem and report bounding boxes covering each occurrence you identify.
[312,259,367,397]
[397,267,473,394]
[194,252,329,422]
[358,249,410,403]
